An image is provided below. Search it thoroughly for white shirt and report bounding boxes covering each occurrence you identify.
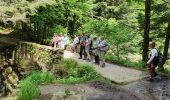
[73,37,79,44]
[147,48,158,64]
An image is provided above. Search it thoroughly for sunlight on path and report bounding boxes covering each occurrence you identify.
[64,50,147,84]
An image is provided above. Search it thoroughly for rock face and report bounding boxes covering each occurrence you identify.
[0,40,64,96]
[0,59,20,96]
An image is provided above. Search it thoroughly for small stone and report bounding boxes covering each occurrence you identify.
[5,67,13,74]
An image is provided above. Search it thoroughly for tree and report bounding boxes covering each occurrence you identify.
[83,18,135,59]
[151,0,170,67]
[163,20,170,61]
[142,0,151,61]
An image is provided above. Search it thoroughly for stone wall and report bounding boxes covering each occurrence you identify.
[0,39,63,95]
[12,42,63,72]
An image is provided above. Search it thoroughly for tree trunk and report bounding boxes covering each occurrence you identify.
[34,22,36,42]
[142,0,151,62]
[163,20,170,61]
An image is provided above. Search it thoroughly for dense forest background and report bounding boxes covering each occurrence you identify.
[0,0,170,71]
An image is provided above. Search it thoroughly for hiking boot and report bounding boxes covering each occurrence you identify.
[153,73,158,77]
[83,58,87,60]
[146,78,154,82]
[78,57,82,59]
[100,62,105,68]
[94,62,100,65]
[87,59,91,62]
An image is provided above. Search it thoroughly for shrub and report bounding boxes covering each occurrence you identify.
[58,64,99,84]
[75,64,99,79]
[18,81,40,100]
[105,54,145,70]
[59,59,78,70]
[18,71,56,100]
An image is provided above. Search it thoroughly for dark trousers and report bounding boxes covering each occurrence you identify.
[95,55,99,64]
[79,46,87,59]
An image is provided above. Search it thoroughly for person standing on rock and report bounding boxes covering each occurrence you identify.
[147,41,159,81]
[79,32,87,60]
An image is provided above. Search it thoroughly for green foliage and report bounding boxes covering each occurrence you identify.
[83,18,136,58]
[18,81,40,100]
[1,0,170,71]
[57,64,99,84]
[105,53,145,70]
[72,64,99,79]
[18,59,101,99]
[93,0,130,19]
[164,67,170,74]
[52,25,68,34]
[18,71,56,100]
[59,58,78,70]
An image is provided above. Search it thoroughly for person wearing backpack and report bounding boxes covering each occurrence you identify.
[85,34,92,62]
[147,41,159,81]
[92,37,100,65]
[97,37,109,67]
[79,32,87,60]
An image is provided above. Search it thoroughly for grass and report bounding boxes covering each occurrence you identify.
[104,53,145,70]
[57,60,100,84]
[18,71,56,100]
[105,53,170,74]
[18,59,101,100]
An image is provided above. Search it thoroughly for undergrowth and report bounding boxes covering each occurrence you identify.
[18,71,56,100]
[104,54,145,70]
[18,58,100,100]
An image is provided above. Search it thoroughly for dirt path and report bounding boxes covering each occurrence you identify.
[63,50,147,84]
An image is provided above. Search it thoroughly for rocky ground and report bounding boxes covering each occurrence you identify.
[39,81,140,100]
[39,74,170,100]
[123,74,170,100]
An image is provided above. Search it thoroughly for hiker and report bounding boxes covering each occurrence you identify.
[71,35,79,53]
[52,33,59,48]
[79,32,87,60]
[57,34,62,48]
[85,34,92,62]
[97,37,109,67]
[92,37,100,65]
[60,34,69,50]
[147,41,159,81]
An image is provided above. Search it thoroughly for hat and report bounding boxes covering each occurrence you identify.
[82,32,85,35]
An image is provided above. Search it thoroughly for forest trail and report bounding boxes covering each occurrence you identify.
[63,50,147,84]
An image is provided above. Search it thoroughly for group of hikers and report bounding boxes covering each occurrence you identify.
[71,32,109,67]
[51,32,163,81]
[52,33,69,49]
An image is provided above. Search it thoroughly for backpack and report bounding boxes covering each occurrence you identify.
[157,53,165,64]
[99,41,110,52]
[155,49,165,65]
